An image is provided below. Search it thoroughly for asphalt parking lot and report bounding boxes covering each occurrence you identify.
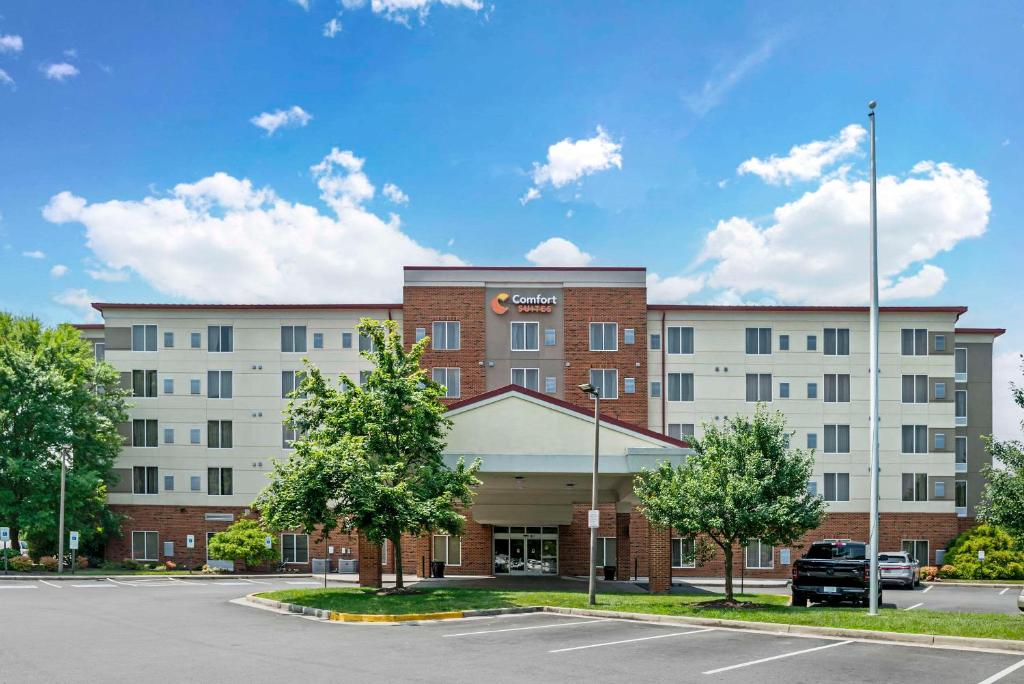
[3,578,1023,683]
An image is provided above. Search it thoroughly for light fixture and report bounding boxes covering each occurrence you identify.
[578,383,598,397]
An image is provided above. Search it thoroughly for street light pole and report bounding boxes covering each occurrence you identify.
[57,449,67,575]
[579,383,601,606]
[867,100,881,616]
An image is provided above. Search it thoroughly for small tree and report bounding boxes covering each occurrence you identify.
[978,354,1024,543]
[634,407,825,603]
[208,519,277,569]
[255,318,481,590]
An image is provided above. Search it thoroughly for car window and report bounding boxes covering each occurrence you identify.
[806,543,867,560]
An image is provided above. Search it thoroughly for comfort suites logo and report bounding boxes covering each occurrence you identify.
[490,292,558,314]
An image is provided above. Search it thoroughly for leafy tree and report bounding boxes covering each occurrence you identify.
[939,524,1024,580]
[634,407,825,603]
[0,314,127,557]
[256,318,481,590]
[978,354,1024,543]
[208,519,278,568]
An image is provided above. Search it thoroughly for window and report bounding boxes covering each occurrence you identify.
[342,332,353,349]
[164,475,174,491]
[595,537,617,567]
[589,369,618,399]
[824,473,850,502]
[432,368,461,398]
[358,332,375,353]
[667,326,694,354]
[94,342,106,362]
[955,481,967,508]
[779,382,790,399]
[806,335,817,351]
[544,376,556,393]
[132,370,158,398]
[208,467,233,496]
[132,419,158,448]
[807,433,818,449]
[934,382,946,400]
[901,539,928,565]
[823,374,851,402]
[163,378,174,394]
[955,390,967,425]
[190,475,201,491]
[901,328,928,355]
[589,322,618,351]
[190,428,201,445]
[132,531,159,561]
[163,331,174,348]
[282,423,298,449]
[807,480,818,496]
[281,533,309,564]
[807,382,817,399]
[955,437,967,469]
[359,370,371,386]
[190,332,201,349]
[935,335,946,352]
[745,373,772,402]
[650,380,661,398]
[624,377,636,394]
[902,473,929,502]
[934,432,946,450]
[955,347,968,381]
[667,424,695,441]
[623,328,635,345]
[824,328,850,355]
[666,373,694,402]
[671,538,695,568]
[649,333,661,350]
[281,325,307,353]
[824,425,850,453]
[132,324,157,352]
[190,378,200,395]
[934,480,945,498]
[511,321,539,351]
[313,332,324,349]
[163,427,174,444]
[544,328,556,346]
[779,334,789,351]
[207,370,233,399]
[132,466,158,494]
[745,327,772,354]
[511,368,539,391]
[901,375,929,403]
[901,425,928,454]
[281,370,307,398]
[432,321,461,350]
[745,539,773,569]
[432,535,462,566]
[208,325,233,352]
[207,420,232,449]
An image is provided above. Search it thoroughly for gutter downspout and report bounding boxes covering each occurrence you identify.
[661,310,666,435]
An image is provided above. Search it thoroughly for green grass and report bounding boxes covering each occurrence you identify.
[257,587,1024,641]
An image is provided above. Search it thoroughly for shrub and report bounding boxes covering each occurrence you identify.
[943,525,1024,580]
[76,555,89,570]
[937,564,957,579]
[2,548,20,562]
[8,555,33,572]
[164,560,177,571]
[121,558,140,570]
[207,519,277,569]
[39,555,59,571]
[201,564,226,574]
[920,565,938,581]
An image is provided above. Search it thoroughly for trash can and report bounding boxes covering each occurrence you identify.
[603,565,616,581]
[430,560,446,578]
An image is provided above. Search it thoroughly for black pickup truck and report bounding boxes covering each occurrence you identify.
[791,541,882,607]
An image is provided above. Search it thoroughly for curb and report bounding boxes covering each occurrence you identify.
[0,573,315,582]
[923,581,1024,590]
[245,593,542,623]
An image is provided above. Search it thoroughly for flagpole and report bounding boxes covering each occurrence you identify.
[867,100,881,616]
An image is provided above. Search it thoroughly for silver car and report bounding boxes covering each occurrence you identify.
[878,552,921,588]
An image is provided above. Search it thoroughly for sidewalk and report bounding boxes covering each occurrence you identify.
[0,572,315,581]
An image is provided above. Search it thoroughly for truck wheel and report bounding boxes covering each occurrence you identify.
[791,593,807,607]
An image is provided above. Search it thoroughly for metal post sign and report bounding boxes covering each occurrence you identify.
[587,510,600,529]
[69,531,79,550]
[978,550,985,561]
[0,527,9,542]
[264,536,273,550]
[186,534,195,549]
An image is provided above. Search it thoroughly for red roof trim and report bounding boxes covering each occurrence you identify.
[955,327,1006,337]
[92,303,402,312]
[404,266,646,272]
[446,384,689,448]
[647,304,968,315]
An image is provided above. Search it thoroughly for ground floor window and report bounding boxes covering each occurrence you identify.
[493,526,558,575]
[595,537,617,567]
[281,533,309,564]
[381,539,388,566]
[132,531,158,561]
[671,537,695,568]
[902,539,928,565]
[745,539,774,569]
[432,535,462,566]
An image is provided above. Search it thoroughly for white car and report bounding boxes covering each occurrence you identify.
[878,551,920,588]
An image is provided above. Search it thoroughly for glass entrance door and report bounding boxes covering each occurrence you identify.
[493,526,558,575]
[509,538,525,573]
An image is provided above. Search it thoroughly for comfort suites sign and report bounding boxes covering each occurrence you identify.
[490,292,559,314]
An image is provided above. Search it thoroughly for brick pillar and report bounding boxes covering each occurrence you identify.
[616,512,631,581]
[357,533,382,589]
[647,521,671,593]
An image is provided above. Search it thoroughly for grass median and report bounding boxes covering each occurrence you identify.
[256,587,1024,641]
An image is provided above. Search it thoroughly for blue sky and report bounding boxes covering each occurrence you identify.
[1,1,1021,433]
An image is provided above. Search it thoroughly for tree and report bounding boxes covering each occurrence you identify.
[634,407,825,603]
[255,317,481,590]
[208,519,278,569]
[0,314,128,557]
[978,354,1024,543]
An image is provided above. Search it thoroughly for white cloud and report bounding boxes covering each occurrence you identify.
[22,250,46,259]
[717,179,728,189]
[323,17,343,37]
[524,237,593,267]
[50,264,69,278]
[87,267,130,282]
[0,34,23,53]
[291,0,310,10]
[42,62,80,81]
[382,182,408,204]
[369,0,482,25]
[54,288,100,322]
[0,68,13,89]
[42,148,463,303]
[683,37,777,117]
[250,105,312,136]
[1003,139,1011,147]
[993,351,1024,442]
[697,160,990,303]
[522,126,622,202]
[646,273,707,303]
[63,48,78,58]
[738,124,866,185]
[565,209,574,219]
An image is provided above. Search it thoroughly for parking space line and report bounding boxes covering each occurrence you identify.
[39,580,62,589]
[71,583,115,588]
[107,577,135,586]
[998,588,1009,596]
[702,639,852,675]
[444,618,607,637]
[922,585,933,593]
[243,579,270,584]
[285,580,319,585]
[0,584,37,590]
[977,658,1024,684]
[904,602,923,611]
[549,628,713,653]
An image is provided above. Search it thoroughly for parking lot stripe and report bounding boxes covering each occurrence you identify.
[444,618,607,637]
[922,585,933,593]
[549,628,713,653]
[38,580,62,589]
[243,579,270,584]
[285,580,320,585]
[0,584,37,590]
[998,588,1009,596]
[106,577,135,586]
[904,602,924,611]
[977,658,1024,684]
[702,639,852,675]
[71,583,115,588]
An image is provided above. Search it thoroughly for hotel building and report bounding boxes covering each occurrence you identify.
[76,266,1004,590]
